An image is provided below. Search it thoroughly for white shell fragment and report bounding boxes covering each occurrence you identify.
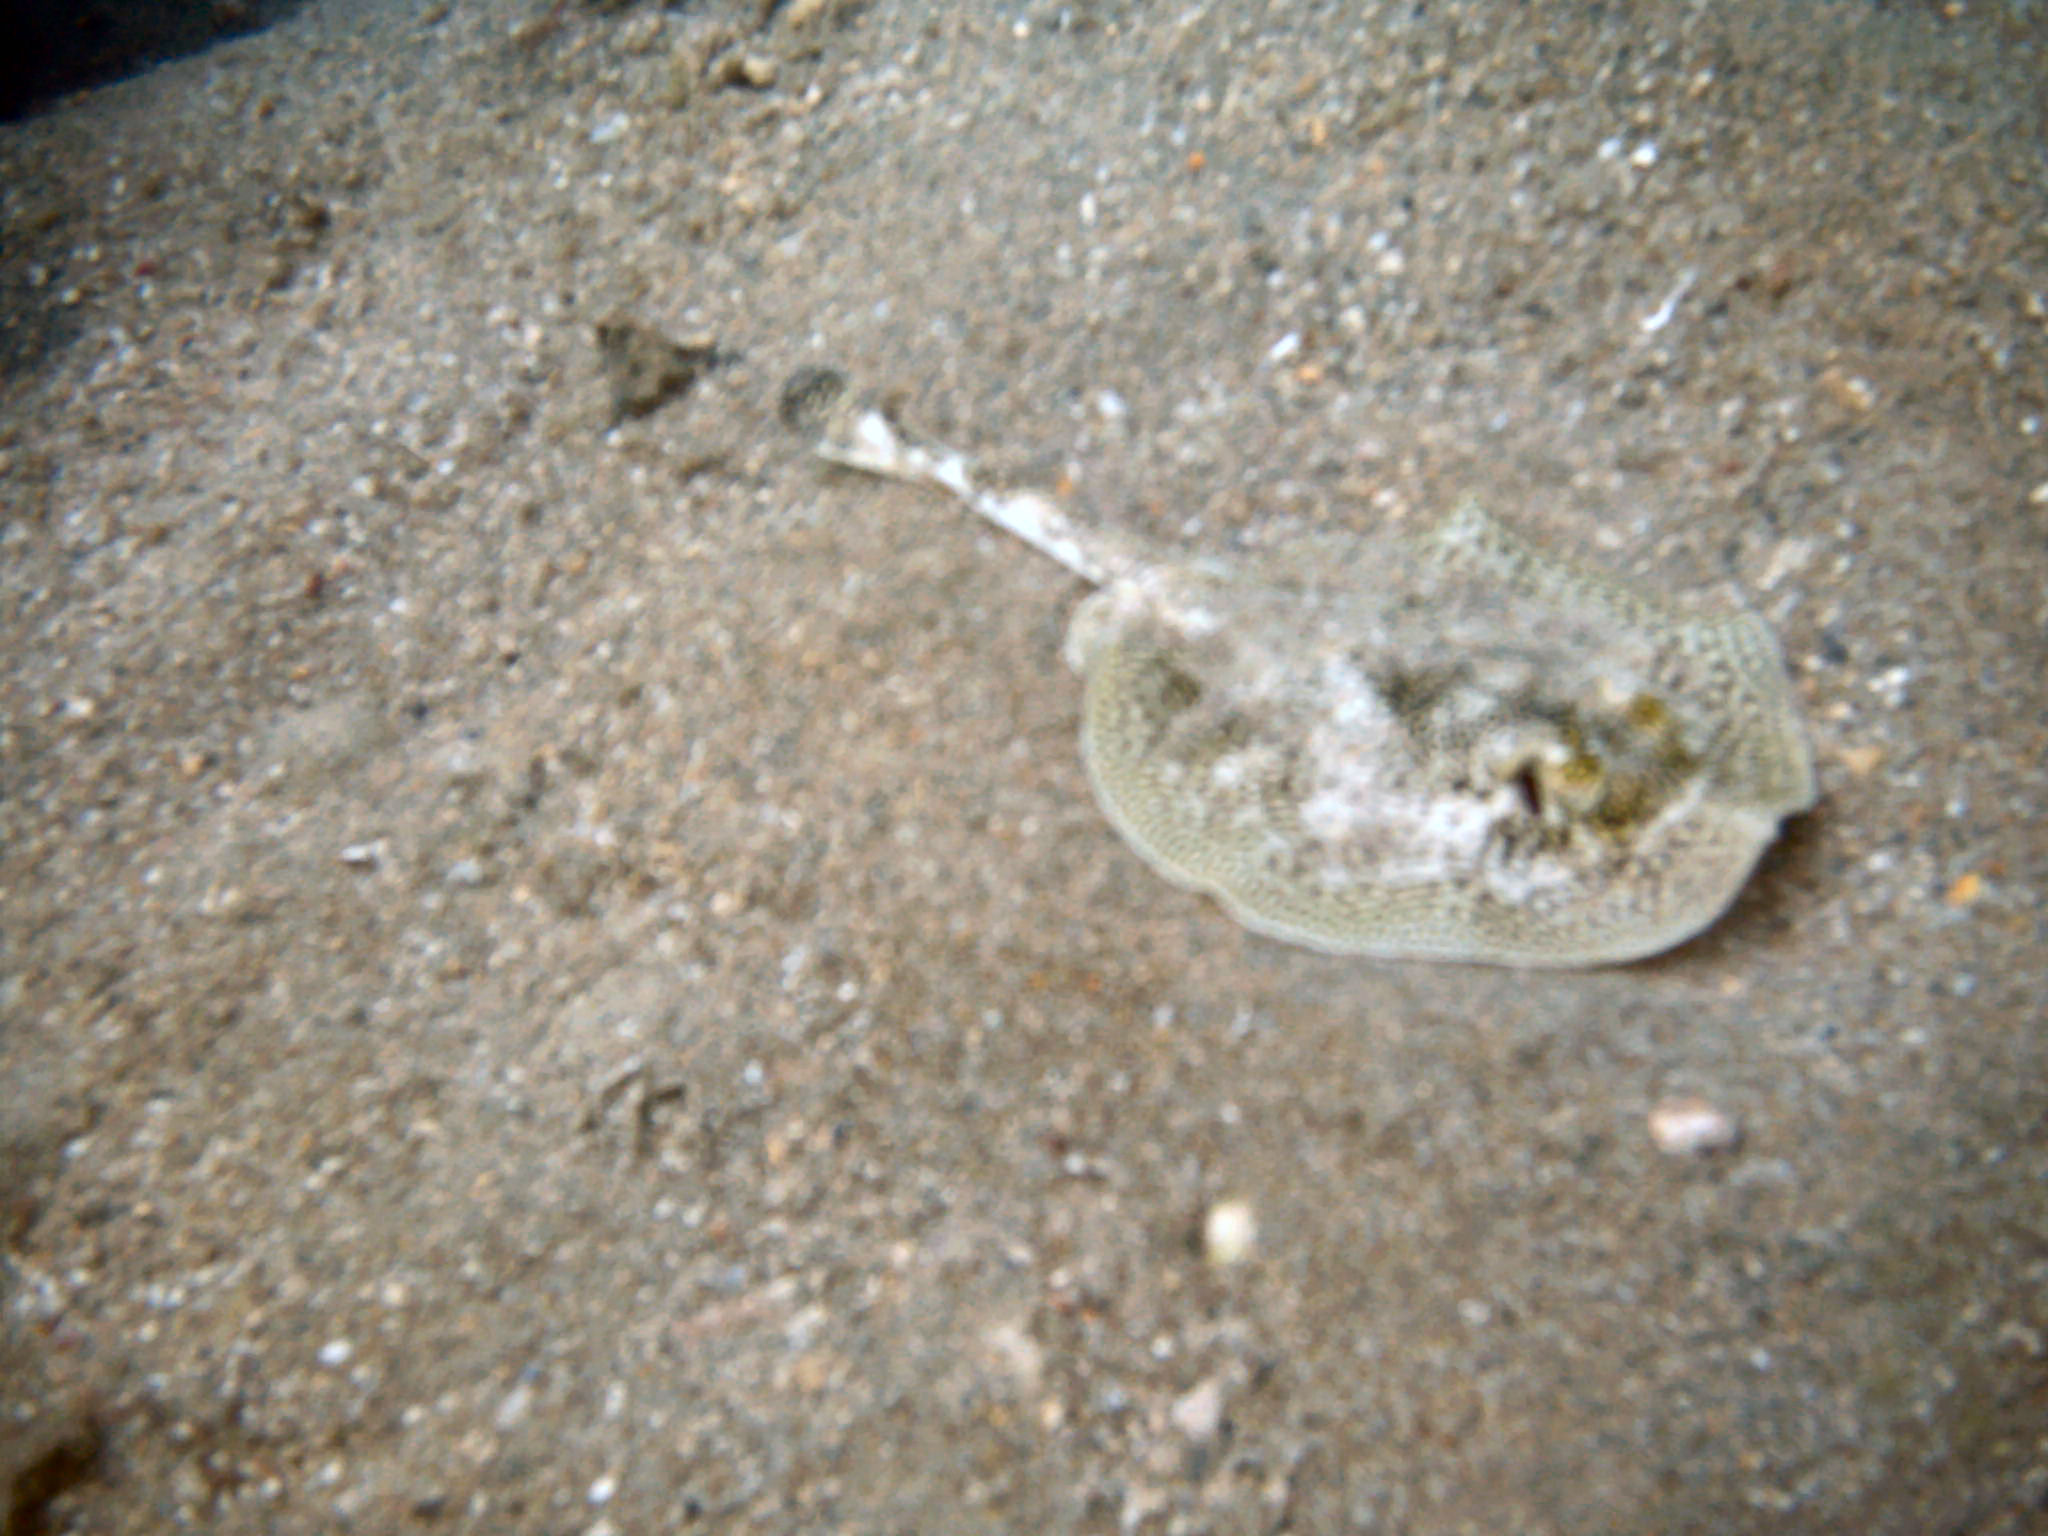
[1201,1199,1260,1267]
[1169,1376,1227,1442]
[1648,1095,1742,1155]
[789,370,1818,968]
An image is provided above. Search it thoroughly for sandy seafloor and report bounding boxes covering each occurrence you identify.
[2,0,2045,1530]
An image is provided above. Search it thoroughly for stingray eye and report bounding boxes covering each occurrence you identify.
[1480,729,1588,823]
[1508,761,1545,820]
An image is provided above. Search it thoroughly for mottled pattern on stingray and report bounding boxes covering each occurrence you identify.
[1072,508,1816,965]
[792,370,1817,966]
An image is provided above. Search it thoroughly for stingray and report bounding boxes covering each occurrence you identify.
[782,368,1816,967]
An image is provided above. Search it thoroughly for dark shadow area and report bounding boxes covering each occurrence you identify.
[0,0,307,121]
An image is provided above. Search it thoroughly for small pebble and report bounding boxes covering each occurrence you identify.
[317,1338,354,1367]
[1202,1199,1258,1267]
[1820,367,1877,412]
[1169,1376,1225,1441]
[495,1380,534,1430]
[712,51,777,88]
[1648,1096,1740,1156]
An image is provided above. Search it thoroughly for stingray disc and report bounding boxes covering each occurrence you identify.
[1069,504,1815,966]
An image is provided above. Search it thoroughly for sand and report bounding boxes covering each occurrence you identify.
[3,0,2045,1530]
